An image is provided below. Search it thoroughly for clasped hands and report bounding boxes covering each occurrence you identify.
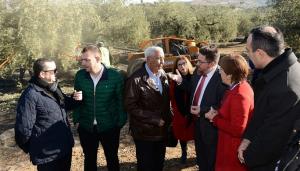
[204,107,218,122]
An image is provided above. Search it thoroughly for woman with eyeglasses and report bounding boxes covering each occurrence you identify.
[205,54,254,171]
[169,56,195,164]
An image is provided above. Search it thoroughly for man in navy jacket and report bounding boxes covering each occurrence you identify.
[15,58,82,171]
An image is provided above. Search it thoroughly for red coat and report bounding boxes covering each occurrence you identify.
[170,81,195,141]
[213,81,254,171]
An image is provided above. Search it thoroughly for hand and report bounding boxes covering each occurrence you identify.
[158,119,165,127]
[238,139,251,164]
[167,69,182,84]
[205,107,218,122]
[190,105,200,117]
[75,123,79,129]
[73,90,82,101]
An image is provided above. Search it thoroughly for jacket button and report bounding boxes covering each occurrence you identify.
[293,129,297,133]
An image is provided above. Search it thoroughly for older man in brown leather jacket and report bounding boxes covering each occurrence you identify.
[125,46,172,171]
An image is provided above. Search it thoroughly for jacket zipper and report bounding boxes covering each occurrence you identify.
[94,88,96,125]
[282,141,300,171]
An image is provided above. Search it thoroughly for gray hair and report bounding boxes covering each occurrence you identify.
[144,46,164,59]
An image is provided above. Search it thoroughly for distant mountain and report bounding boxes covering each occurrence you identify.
[190,0,268,8]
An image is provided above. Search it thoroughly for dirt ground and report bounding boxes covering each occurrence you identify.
[0,125,198,171]
[0,89,197,171]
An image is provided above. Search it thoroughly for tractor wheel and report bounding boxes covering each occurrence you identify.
[127,58,145,77]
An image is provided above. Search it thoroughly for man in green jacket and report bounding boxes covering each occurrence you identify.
[73,45,127,171]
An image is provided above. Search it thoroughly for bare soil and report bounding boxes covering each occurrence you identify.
[0,89,197,171]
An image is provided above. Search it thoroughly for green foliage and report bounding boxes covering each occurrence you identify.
[270,0,300,52]
[190,6,239,42]
[237,8,270,37]
[0,0,90,77]
[98,1,150,47]
[144,3,196,38]
[1,0,286,81]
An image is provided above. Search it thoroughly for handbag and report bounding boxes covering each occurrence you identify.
[166,125,178,147]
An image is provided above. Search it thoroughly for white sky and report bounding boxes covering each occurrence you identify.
[128,0,192,4]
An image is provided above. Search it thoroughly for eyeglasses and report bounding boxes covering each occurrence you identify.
[177,62,187,67]
[43,69,57,74]
[196,60,210,65]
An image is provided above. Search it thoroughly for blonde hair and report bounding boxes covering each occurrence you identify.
[173,55,195,75]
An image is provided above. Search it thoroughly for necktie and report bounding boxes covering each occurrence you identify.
[192,74,207,106]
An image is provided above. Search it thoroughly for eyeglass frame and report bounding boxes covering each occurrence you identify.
[196,59,211,65]
[42,69,57,74]
[177,61,187,67]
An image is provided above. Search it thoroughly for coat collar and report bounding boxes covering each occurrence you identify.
[138,62,168,95]
[262,48,298,83]
[30,83,58,102]
[83,64,108,81]
[140,63,168,84]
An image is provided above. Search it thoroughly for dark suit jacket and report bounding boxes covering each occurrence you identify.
[180,67,227,143]
[243,49,300,171]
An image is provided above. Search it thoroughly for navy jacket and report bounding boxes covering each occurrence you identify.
[15,83,75,165]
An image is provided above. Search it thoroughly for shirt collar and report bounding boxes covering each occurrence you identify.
[205,65,218,77]
[145,63,162,78]
[229,82,241,90]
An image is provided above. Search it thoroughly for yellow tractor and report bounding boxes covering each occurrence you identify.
[127,36,203,77]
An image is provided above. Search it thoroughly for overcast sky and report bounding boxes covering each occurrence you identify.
[128,0,192,4]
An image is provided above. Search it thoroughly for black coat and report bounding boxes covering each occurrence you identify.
[15,83,76,165]
[276,119,300,171]
[243,49,300,171]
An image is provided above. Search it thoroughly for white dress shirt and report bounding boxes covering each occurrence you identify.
[192,65,218,106]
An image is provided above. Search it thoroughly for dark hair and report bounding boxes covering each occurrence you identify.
[199,45,220,63]
[172,56,195,75]
[219,54,249,83]
[33,58,55,77]
[250,26,284,57]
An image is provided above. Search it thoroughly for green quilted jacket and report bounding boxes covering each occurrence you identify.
[72,66,127,132]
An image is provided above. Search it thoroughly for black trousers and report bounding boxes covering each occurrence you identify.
[37,151,72,171]
[78,126,120,171]
[194,119,217,171]
[134,139,166,171]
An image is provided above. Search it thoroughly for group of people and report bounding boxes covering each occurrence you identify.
[15,45,126,171]
[14,25,300,171]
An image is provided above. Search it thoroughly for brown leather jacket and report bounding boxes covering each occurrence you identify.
[124,64,172,141]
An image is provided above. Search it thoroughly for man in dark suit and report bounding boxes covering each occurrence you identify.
[169,45,227,171]
[238,26,300,171]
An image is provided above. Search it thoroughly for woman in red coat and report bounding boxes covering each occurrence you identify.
[169,56,195,164]
[205,54,254,171]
